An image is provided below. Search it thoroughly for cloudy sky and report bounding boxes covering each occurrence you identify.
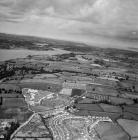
[0,0,138,49]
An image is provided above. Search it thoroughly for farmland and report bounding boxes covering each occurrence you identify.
[0,33,138,140]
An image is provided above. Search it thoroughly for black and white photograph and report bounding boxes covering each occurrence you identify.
[0,0,138,140]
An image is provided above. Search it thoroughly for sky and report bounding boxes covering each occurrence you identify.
[0,0,138,49]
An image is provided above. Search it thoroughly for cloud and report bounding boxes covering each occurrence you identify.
[0,0,138,48]
[0,0,138,26]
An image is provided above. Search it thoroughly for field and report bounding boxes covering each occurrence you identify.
[0,33,138,140]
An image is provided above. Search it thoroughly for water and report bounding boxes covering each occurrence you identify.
[0,48,70,61]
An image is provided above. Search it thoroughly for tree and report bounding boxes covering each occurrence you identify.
[4,121,20,140]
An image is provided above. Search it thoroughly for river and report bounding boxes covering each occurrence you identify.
[0,48,70,61]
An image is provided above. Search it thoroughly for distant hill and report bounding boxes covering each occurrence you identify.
[128,47,138,52]
[0,32,138,59]
[0,32,87,47]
